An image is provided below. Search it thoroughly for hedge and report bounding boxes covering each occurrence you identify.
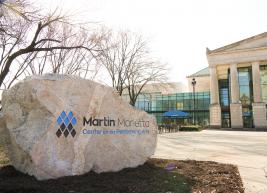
[179,125,202,131]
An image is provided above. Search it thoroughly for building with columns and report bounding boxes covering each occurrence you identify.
[124,32,267,129]
[207,32,267,129]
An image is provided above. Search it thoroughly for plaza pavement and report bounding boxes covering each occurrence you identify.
[152,130,267,193]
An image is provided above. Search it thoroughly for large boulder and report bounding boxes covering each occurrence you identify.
[0,74,157,180]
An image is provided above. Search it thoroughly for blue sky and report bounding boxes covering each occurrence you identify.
[38,0,267,83]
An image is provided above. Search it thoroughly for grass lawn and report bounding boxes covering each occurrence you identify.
[0,146,244,193]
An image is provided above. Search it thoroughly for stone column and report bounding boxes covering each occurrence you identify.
[230,63,243,128]
[210,67,219,104]
[252,62,267,128]
[230,63,239,103]
[209,66,221,128]
[252,62,262,103]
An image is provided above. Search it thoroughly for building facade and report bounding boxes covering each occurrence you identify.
[122,82,210,126]
[187,67,210,93]
[123,32,267,129]
[133,92,210,126]
[207,32,267,129]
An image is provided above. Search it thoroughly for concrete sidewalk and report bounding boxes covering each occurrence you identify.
[153,130,267,193]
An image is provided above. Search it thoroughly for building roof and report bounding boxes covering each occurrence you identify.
[121,82,187,95]
[187,67,210,78]
[206,31,267,54]
[140,82,187,94]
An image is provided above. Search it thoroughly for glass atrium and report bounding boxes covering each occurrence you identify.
[123,92,210,126]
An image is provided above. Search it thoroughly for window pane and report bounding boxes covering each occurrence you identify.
[260,65,267,103]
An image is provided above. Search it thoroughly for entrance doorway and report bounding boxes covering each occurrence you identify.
[219,78,231,128]
[242,107,253,128]
[221,111,231,128]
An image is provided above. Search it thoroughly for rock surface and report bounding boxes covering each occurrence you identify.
[0,74,157,180]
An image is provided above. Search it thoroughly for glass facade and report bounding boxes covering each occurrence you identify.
[238,67,253,128]
[260,65,267,103]
[219,79,230,107]
[238,67,253,105]
[123,92,210,126]
[219,79,231,128]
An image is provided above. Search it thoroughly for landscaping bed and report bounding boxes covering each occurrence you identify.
[0,156,244,193]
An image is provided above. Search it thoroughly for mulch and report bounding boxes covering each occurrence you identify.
[0,158,244,193]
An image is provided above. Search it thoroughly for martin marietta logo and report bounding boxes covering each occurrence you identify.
[83,116,149,127]
[56,111,77,138]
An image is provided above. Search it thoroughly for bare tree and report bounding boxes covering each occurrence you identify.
[0,0,100,89]
[96,30,124,95]
[126,61,167,106]
[0,0,34,19]
[96,28,168,105]
[26,23,101,80]
[96,29,149,96]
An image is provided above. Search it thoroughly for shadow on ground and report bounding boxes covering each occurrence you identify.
[0,160,191,193]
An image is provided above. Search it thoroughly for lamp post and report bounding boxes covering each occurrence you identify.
[191,78,196,125]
